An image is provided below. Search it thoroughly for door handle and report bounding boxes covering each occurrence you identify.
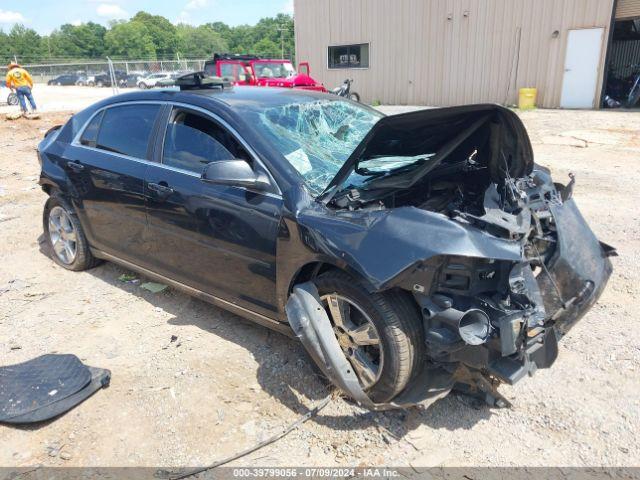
[66,161,84,172]
[147,182,174,195]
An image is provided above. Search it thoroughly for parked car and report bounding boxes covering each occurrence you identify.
[48,74,83,86]
[137,72,173,89]
[91,74,112,88]
[119,74,143,88]
[37,85,613,410]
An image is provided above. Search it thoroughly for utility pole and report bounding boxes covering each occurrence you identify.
[277,25,287,59]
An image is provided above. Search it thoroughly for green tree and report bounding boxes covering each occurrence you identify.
[252,38,279,58]
[47,23,106,59]
[0,30,10,61]
[131,11,177,58]
[7,24,44,63]
[105,21,156,59]
[176,24,227,58]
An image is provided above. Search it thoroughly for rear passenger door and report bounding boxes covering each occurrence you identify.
[66,103,161,265]
[145,105,283,318]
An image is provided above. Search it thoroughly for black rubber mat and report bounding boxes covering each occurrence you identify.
[0,354,110,424]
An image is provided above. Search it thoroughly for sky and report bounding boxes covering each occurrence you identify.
[0,0,294,34]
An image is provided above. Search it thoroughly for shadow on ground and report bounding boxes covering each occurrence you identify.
[36,237,494,437]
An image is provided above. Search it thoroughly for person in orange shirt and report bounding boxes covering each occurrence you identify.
[5,62,37,115]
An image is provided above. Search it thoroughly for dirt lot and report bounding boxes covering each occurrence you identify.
[0,96,639,468]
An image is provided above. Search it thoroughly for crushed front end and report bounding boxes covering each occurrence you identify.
[287,104,614,410]
[403,169,615,405]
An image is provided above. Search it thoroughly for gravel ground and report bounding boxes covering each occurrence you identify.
[0,97,638,468]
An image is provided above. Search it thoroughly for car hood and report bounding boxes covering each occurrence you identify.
[321,103,534,197]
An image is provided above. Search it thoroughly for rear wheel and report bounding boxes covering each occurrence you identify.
[43,195,99,271]
[138,82,147,89]
[314,270,424,403]
[96,81,104,88]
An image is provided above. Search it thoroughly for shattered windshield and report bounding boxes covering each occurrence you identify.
[255,99,383,195]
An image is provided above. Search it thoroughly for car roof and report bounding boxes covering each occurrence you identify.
[98,86,334,113]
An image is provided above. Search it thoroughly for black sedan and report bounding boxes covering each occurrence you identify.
[48,74,83,86]
[37,84,613,409]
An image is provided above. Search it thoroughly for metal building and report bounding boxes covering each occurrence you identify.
[294,0,640,108]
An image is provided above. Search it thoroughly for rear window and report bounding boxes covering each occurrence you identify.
[95,104,160,158]
[80,110,104,148]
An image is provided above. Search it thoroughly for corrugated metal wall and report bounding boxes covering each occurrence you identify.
[609,39,640,77]
[295,0,614,108]
[616,0,640,19]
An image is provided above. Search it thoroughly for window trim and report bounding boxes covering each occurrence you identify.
[72,100,282,197]
[74,102,161,161]
[327,43,370,70]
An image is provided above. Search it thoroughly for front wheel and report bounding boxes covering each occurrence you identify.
[348,92,360,102]
[138,82,147,89]
[314,270,424,403]
[43,195,99,271]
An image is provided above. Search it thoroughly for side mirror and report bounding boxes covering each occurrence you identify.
[201,159,271,191]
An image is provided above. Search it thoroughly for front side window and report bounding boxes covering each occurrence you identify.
[219,63,236,79]
[162,109,249,174]
[328,44,369,69]
[95,104,160,158]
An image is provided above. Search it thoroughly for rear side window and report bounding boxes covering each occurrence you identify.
[162,109,249,174]
[80,110,104,148]
[95,104,160,158]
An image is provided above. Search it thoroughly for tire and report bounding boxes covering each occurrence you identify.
[138,82,147,89]
[7,93,18,106]
[348,92,360,102]
[97,81,104,88]
[43,194,99,271]
[313,270,424,403]
[88,81,95,87]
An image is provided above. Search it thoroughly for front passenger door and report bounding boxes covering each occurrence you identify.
[145,106,282,318]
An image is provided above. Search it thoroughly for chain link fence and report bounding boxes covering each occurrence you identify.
[1,58,208,85]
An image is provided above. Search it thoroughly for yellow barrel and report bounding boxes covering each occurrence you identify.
[518,87,537,109]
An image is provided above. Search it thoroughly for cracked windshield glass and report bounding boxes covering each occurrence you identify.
[256,99,383,195]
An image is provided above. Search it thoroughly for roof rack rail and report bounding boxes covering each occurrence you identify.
[212,53,261,62]
[174,71,232,90]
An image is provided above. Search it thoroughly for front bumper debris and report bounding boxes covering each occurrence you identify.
[285,195,613,410]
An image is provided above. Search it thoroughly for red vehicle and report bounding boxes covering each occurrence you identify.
[204,53,326,92]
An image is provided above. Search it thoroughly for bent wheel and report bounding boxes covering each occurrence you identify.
[321,293,383,388]
[314,271,424,403]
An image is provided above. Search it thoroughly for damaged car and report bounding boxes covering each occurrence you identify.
[37,81,614,410]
